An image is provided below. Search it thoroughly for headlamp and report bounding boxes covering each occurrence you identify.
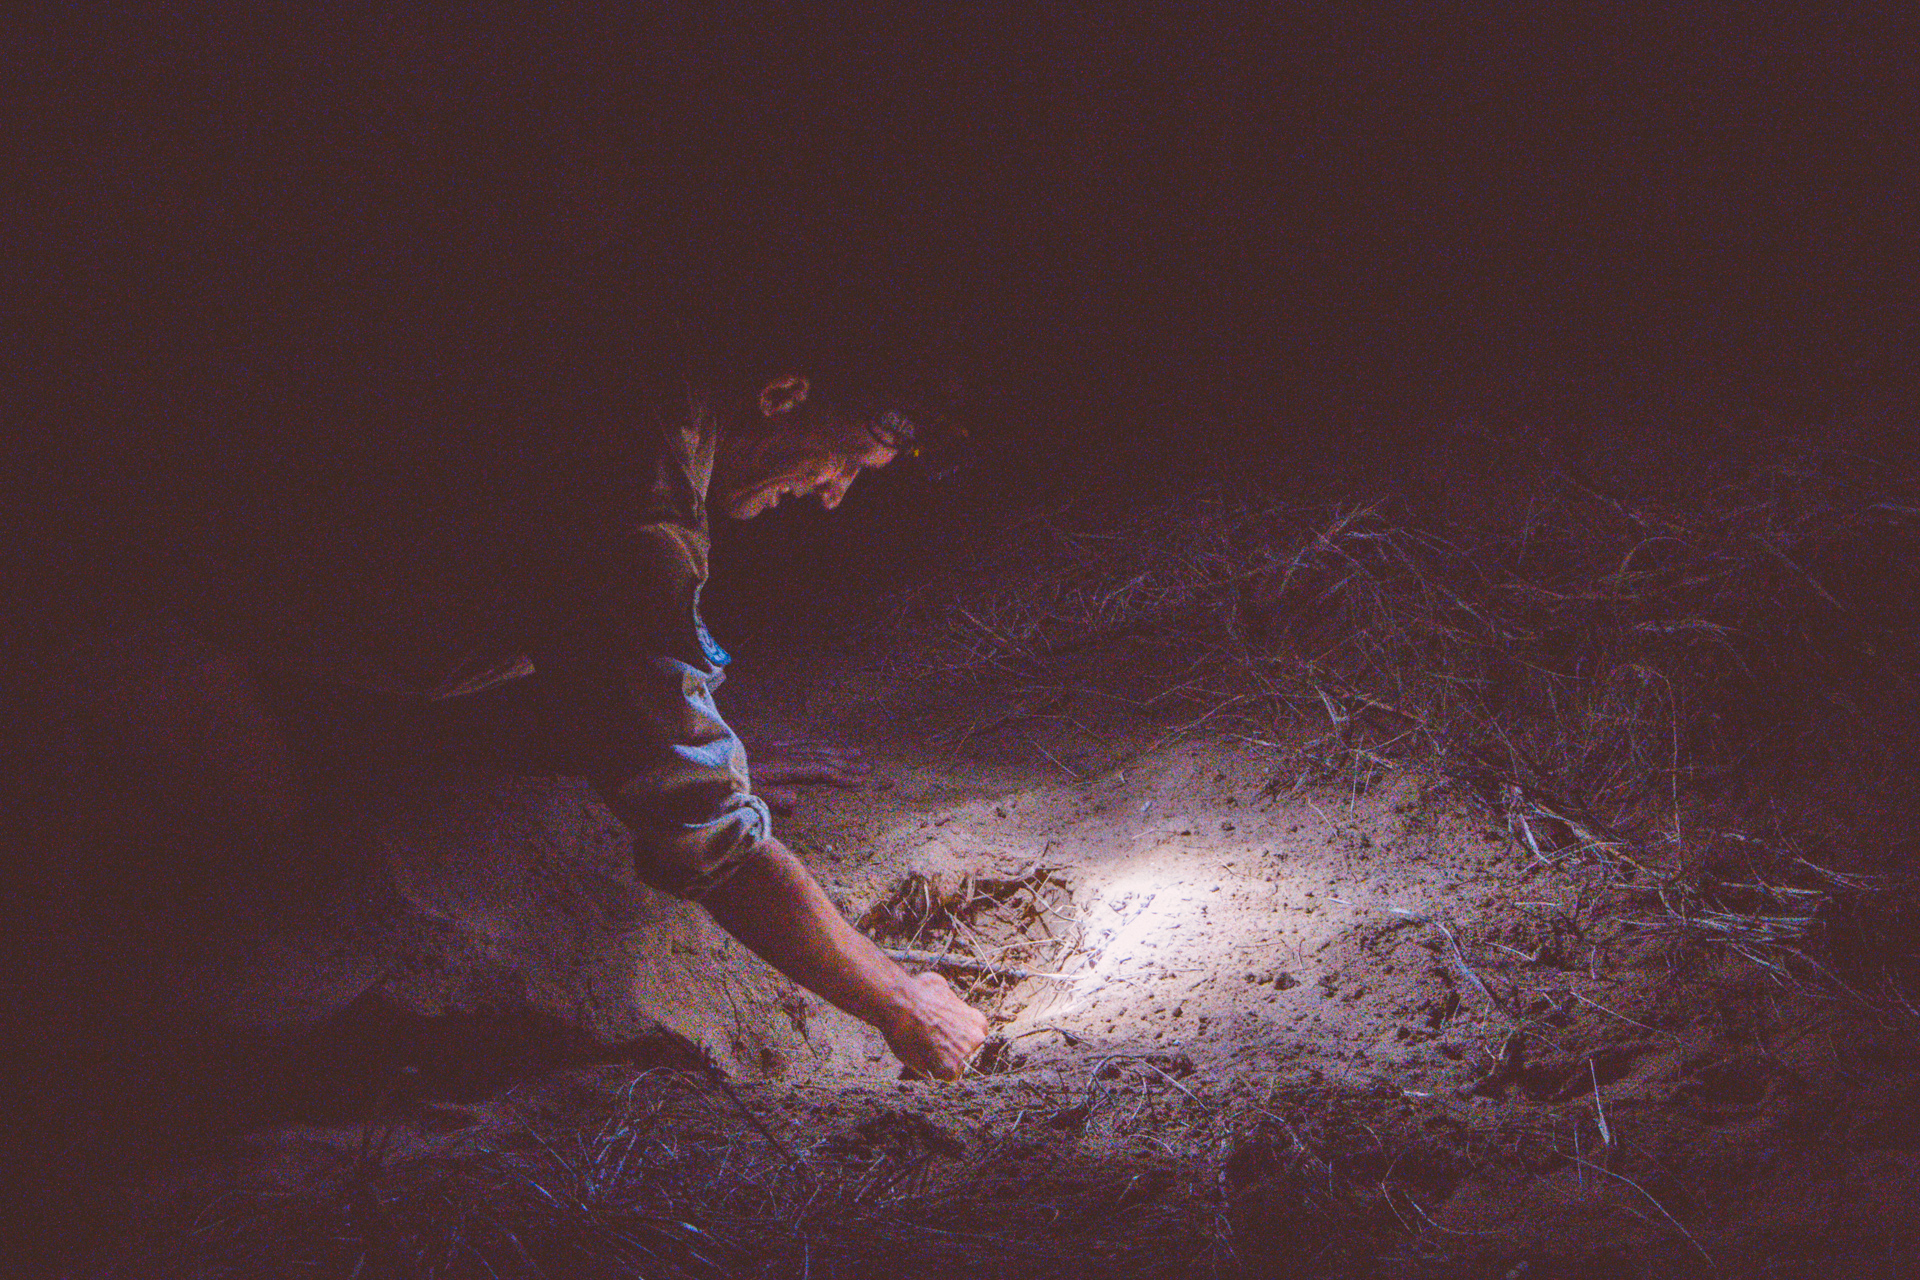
[861,405,973,481]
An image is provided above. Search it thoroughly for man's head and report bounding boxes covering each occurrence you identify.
[712,374,902,520]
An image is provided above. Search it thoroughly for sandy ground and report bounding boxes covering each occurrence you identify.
[47,625,1920,1278]
[701,640,1920,1275]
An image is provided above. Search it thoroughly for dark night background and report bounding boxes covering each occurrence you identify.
[6,7,1920,1272]
[9,7,1914,557]
[8,0,1918,914]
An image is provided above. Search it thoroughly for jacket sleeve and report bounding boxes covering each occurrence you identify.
[526,460,774,900]
[607,640,775,900]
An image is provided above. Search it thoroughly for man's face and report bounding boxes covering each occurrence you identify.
[714,378,900,521]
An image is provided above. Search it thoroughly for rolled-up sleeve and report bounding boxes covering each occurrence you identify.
[525,451,774,899]
[606,650,773,898]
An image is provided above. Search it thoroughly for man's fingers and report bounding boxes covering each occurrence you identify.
[752,762,867,788]
[740,731,870,791]
[759,747,869,771]
[886,972,991,1080]
[756,736,867,762]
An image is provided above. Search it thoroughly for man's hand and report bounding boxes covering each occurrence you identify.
[737,729,868,814]
[745,732,869,786]
[880,971,992,1079]
[701,841,988,1080]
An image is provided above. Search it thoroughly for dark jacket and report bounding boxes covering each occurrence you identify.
[204,379,772,899]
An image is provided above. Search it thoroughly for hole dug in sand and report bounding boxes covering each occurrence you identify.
[833,753,1526,1095]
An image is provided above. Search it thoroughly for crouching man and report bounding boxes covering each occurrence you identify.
[650,368,990,1079]
[49,355,989,1080]
[639,366,987,1078]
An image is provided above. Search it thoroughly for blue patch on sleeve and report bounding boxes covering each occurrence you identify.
[692,585,730,668]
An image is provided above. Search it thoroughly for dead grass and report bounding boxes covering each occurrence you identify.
[857,866,1084,1044]
[100,1067,1113,1280]
[103,1054,1679,1280]
[91,1058,1279,1280]
[885,426,1920,1015]
[58,422,1920,1280]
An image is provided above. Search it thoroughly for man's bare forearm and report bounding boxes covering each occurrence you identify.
[702,841,915,1030]
[699,840,990,1078]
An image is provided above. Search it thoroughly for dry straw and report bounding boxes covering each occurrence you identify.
[885,429,1920,1014]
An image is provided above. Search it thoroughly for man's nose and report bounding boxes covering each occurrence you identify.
[816,472,855,509]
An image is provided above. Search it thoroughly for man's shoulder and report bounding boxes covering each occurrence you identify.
[530,376,716,497]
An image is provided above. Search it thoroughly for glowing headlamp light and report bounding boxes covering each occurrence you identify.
[865,407,971,480]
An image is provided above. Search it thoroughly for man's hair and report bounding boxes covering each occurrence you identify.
[737,316,974,478]
[807,348,969,474]
[553,239,975,466]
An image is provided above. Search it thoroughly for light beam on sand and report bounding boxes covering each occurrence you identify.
[1082,868,1166,980]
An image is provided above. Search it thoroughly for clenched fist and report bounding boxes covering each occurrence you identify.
[880,971,992,1080]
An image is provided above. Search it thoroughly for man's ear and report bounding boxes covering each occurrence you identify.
[758,375,811,419]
